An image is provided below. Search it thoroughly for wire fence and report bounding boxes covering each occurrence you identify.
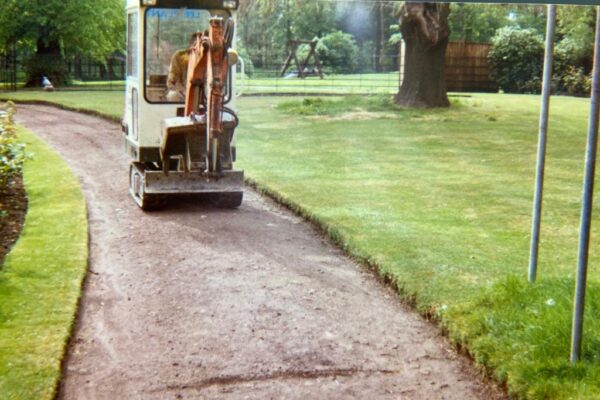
[237,43,497,95]
[1,43,497,95]
[0,54,126,92]
[0,48,17,92]
[237,64,402,95]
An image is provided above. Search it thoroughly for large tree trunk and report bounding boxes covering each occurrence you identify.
[395,3,450,108]
[25,38,68,87]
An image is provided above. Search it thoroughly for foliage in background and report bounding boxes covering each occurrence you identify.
[509,4,547,34]
[558,66,591,97]
[238,0,338,66]
[236,41,255,77]
[316,31,359,74]
[449,4,509,43]
[556,5,596,69]
[0,102,26,188]
[238,0,397,73]
[552,6,596,96]
[0,0,125,85]
[489,27,544,93]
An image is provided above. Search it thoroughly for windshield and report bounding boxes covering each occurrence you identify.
[145,8,229,104]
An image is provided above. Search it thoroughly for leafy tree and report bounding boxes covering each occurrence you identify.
[556,6,596,70]
[239,0,337,69]
[316,31,359,74]
[0,0,125,86]
[337,1,396,72]
[509,5,547,34]
[449,4,509,43]
[488,26,544,93]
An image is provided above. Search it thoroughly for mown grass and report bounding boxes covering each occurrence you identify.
[4,89,600,397]
[276,95,399,115]
[0,126,88,399]
[236,94,600,399]
[0,90,123,120]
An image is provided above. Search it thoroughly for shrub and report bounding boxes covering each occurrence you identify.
[488,27,544,93]
[554,38,592,96]
[235,42,254,78]
[316,31,359,74]
[0,102,27,188]
[561,66,591,96]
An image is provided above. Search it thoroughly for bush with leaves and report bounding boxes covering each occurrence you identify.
[0,102,27,189]
[553,38,592,96]
[560,66,591,96]
[316,31,359,74]
[235,42,254,78]
[488,27,544,93]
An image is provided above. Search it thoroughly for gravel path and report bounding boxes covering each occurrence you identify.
[17,104,505,400]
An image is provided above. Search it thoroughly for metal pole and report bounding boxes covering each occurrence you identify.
[529,5,556,283]
[571,6,600,364]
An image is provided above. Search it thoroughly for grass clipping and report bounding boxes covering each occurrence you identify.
[0,126,88,399]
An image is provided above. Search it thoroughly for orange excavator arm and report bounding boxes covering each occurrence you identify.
[183,17,232,173]
[184,30,209,116]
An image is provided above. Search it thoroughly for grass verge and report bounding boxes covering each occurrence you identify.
[0,91,123,122]
[0,126,88,399]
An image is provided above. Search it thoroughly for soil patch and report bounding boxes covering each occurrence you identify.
[307,109,397,122]
[0,174,28,266]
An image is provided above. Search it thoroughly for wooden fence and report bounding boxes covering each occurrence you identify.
[445,41,497,92]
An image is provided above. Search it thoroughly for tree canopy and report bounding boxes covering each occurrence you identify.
[0,0,124,58]
[238,0,397,71]
[0,0,125,84]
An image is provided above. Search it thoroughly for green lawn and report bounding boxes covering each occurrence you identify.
[0,126,88,399]
[0,90,123,121]
[3,89,600,398]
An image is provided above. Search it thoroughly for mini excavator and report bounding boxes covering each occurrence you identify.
[123,0,243,210]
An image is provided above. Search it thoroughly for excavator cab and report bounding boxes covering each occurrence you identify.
[123,0,242,210]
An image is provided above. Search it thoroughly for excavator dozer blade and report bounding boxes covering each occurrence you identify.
[161,116,207,173]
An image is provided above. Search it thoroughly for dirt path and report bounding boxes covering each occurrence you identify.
[17,105,505,400]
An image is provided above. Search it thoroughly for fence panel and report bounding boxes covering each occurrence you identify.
[0,47,17,92]
[0,54,126,92]
[445,42,497,92]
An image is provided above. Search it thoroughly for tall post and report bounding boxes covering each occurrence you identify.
[529,5,556,283]
[571,6,600,364]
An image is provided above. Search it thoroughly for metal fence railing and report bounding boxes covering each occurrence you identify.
[237,63,403,96]
[1,44,498,95]
[237,42,498,94]
[0,49,17,92]
[0,54,126,92]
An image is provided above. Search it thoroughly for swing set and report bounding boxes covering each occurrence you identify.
[279,40,324,79]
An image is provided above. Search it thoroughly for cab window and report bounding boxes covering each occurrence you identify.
[145,8,212,103]
[127,12,138,78]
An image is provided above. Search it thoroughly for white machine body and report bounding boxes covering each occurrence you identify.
[123,0,238,163]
